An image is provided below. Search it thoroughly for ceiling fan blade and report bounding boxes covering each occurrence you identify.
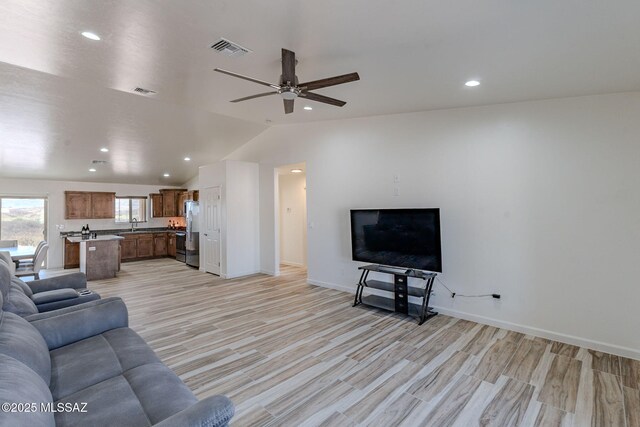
[284,99,294,114]
[214,68,280,89]
[300,91,346,107]
[230,92,278,103]
[281,49,296,86]
[299,72,360,91]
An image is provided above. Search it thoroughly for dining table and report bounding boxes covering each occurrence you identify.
[5,245,36,261]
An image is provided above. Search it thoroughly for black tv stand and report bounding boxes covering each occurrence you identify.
[353,264,438,325]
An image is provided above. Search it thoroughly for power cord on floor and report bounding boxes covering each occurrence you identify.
[436,277,500,299]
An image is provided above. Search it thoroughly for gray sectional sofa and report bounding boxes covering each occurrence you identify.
[0,258,100,316]
[0,293,235,426]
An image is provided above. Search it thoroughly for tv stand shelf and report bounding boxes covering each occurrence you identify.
[353,264,437,325]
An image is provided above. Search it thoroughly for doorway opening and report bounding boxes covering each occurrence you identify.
[276,163,307,278]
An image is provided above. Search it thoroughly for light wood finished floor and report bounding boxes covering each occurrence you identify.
[42,260,640,426]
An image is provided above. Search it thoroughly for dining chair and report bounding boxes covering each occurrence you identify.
[16,240,47,268]
[15,244,49,280]
[0,240,18,248]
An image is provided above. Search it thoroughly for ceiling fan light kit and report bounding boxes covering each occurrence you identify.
[215,48,359,114]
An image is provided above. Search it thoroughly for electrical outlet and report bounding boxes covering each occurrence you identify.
[393,187,400,196]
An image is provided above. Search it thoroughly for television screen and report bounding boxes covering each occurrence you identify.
[350,208,442,272]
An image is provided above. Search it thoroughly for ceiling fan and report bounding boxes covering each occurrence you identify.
[214,48,359,114]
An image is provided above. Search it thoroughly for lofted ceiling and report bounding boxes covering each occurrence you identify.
[1,1,640,184]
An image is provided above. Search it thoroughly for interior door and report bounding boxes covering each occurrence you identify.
[203,186,221,275]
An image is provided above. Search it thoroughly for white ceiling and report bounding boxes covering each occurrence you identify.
[1,0,640,183]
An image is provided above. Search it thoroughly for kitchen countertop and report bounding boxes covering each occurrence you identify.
[61,227,185,238]
[67,235,125,243]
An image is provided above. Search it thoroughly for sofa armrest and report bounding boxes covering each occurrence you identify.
[153,396,235,427]
[28,272,87,293]
[27,297,128,350]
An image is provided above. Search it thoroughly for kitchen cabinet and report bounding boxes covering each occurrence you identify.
[91,192,116,219]
[136,234,154,258]
[120,236,138,260]
[64,191,115,219]
[150,194,163,218]
[167,233,176,257]
[150,190,186,217]
[161,190,177,217]
[177,192,187,217]
[153,233,167,256]
[65,192,91,219]
[188,190,199,202]
[64,240,80,268]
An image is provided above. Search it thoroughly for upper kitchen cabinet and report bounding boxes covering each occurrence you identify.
[177,192,187,217]
[151,189,187,217]
[64,191,115,219]
[91,192,116,219]
[150,193,163,218]
[65,191,91,219]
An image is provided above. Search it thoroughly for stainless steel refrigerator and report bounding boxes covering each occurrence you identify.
[185,201,200,268]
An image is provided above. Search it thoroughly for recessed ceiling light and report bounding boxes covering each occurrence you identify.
[100,147,109,152]
[81,31,101,41]
[291,169,303,173]
[163,173,170,177]
[303,106,313,111]
[89,168,97,172]
[184,157,191,161]
[465,80,480,87]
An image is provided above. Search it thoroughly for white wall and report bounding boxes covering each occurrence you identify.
[226,92,640,358]
[279,173,307,267]
[198,160,260,278]
[0,178,183,268]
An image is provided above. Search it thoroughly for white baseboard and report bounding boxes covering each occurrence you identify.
[260,269,279,276]
[307,278,353,293]
[307,279,640,361]
[225,269,260,279]
[432,306,640,360]
[280,261,306,268]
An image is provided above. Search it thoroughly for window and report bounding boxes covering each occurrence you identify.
[115,197,148,223]
[0,197,47,246]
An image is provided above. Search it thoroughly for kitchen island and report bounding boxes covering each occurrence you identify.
[67,235,124,280]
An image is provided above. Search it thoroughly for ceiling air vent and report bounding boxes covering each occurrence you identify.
[92,160,108,165]
[211,38,252,57]
[133,87,156,95]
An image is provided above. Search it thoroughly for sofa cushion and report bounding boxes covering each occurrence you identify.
[3,283,39,316]
[123,362,198,424]
[12,277,33,296]
[0,260,10,299]
[0,311,51,385]
[35,291,100,313]
[0,354,54,427]
[50,328,159,400]
[53,363,197,427]
[32,289,79,305]
[54,375,152,427]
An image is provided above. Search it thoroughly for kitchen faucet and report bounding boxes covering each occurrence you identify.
[131,218,138,232]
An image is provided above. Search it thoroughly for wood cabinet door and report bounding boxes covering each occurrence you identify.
[177,192,187,217]
[136,235,154,258]
[65,192,91,219]
[64,241,80,268]
[154,233,167,256]
[162,190,177,217]
[91,192,116,219]
[167,234,176,257]
[150,194,163,218]
[121,237,137,260]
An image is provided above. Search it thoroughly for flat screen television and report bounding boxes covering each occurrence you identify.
[350,208,442,272]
